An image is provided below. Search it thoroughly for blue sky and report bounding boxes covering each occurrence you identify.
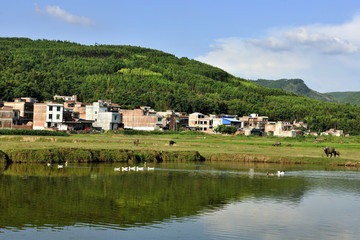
[1,0,360,92]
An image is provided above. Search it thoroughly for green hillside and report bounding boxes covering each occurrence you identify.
[1,37,360,134]
[326,92,360,106]
[253,79,335,102]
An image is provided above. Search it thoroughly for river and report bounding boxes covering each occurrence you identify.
[1,162,359,240]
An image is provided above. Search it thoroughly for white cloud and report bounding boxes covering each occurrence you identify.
[196,14,360,92]
[34,3,95,27]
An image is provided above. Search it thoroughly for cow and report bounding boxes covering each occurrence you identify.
[133,139,139,146]
[322,147,336,157]
[169,140,176,146]
[273,142,281,147]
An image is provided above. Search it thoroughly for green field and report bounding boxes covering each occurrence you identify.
[0,133,359,166]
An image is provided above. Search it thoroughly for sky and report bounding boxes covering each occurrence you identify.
[1,0,360,93]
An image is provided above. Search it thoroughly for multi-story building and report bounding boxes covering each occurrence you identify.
[33,102,66,130]
[188,112,213,133]
[4,97,37,124]
[0,106,20,129]
[85,100,121,131]
[121,106,163,131]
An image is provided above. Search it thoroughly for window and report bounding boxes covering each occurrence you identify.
[6,112,10,117]
[204,121,207,124]
[48,114,53,119]
[57,107,61,111]
[95,111,97,114]
[49,106,53,111]
[114,115,117,120]
[56,114,60,120]
[157,117,162,122]
[195,121,197,124]
[204,127,207,131]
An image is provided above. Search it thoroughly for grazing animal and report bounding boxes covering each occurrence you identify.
[273,142,281,147]
[169,140,176,146]
[322,147,336,157]
[334,151,341,157]
[133,139,140,146]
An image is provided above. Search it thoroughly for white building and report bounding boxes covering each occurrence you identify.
[33,102,67,130]
[86,101,120,131]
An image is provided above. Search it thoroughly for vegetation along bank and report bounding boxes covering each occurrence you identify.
[0,133,359,167]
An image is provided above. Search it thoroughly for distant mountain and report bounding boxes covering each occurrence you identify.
[325,92,360,106]
[252,79,336,102]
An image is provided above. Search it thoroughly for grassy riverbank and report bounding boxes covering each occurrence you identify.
[0,133,359,166]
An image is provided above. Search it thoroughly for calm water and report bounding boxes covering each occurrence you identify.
[1,162,360,240]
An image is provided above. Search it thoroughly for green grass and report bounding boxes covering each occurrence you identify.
[0,133,359,165]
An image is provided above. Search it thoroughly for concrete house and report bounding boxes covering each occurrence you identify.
[238,113,268,136]
[0,106,20,129]
[86,100,120,131]
[212,114,242,130]
[188,112,213,133]
[4,97,37,125]
[33,102,66,130]
[121,106,163,131]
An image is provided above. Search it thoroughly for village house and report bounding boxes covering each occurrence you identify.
[0,106,20,129]
[33,102,67,130]
[121,106,163,131]
[212,114,242,131]
[238,113,268,136]
[3,97,37,125]
[188,112,213,133]
[53,94,78,102]
[85,100,121,131]
[265,121,299,137]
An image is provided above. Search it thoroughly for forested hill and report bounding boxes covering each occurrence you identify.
[1,37,360,134]
[326,91,360,106]
[252,79,335,102]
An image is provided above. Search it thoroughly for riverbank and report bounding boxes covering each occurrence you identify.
[0,134,359,166]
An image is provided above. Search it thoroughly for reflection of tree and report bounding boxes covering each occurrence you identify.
[0,165,311,230]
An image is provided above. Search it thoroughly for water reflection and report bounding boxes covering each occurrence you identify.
[1,162,360,240]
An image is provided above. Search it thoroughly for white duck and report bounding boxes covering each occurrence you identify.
[122,167,129,171]
[57,165,64,169]
[277,171,285,176]
[114,167,121,171]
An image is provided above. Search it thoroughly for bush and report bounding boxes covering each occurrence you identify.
[0,129,69,136]
[214,125,237,134]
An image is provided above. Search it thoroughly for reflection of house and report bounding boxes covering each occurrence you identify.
[188,113,213,133]
[33,102,66,130]
[85,100,121,131]
[4,97,37,124]
[121,106,163,131]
